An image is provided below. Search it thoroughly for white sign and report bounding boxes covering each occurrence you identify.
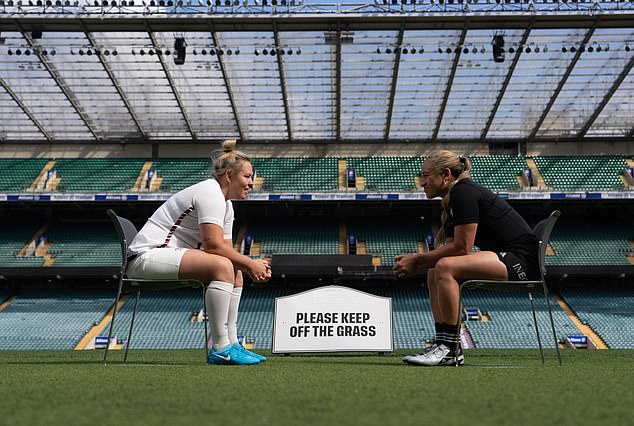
[272,285,393,354]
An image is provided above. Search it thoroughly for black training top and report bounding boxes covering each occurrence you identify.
[444,179,538,260]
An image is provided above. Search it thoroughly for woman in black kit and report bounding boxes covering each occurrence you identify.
[393,150,539,366]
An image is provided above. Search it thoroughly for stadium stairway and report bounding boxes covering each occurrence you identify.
[524,158,548,189]
[75,295,127,350]
[0,295,16,312]
[552,294,608,349]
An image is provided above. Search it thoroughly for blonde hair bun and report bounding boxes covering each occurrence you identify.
[222,139,237,153]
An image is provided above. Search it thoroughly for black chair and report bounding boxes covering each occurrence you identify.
[104,209,208,364]
[458,210,562,366]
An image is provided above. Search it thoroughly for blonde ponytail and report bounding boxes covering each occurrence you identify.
[426,150,471,246]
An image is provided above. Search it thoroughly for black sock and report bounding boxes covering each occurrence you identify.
[441,323,460,352]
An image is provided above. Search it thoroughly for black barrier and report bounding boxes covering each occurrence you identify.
[271,254,373,277]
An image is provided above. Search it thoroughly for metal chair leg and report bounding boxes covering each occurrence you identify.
[529,293,545,365]
[543,285,563,366]
[124,290,141,363]
[104,278,124,364]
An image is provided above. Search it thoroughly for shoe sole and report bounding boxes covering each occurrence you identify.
[207,356,259,365]
[405,354,465,366]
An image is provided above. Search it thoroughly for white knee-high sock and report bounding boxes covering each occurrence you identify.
[227,287,243,345]
[205,281,234,351]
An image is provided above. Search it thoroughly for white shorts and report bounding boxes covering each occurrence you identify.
[126,247,189,280]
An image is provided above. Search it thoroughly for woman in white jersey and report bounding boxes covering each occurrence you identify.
[127,140,271,365]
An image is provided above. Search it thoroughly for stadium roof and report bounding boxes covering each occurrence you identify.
[1,1,634,145]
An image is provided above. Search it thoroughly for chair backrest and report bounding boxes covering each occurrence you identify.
[106,209,139,274]
[533,210,561,278]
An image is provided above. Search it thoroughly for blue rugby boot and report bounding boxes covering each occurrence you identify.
[207,343,260,365]
[232,342,267,362]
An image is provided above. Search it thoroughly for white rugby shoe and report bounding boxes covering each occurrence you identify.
[405,344,464,366]
[402,344,437,363]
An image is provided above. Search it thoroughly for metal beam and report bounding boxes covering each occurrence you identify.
[528,22,598,141]
[81,25,146,138]
[0,76,51,140]
[383,21,405,141]
[209,23,244,142]
[432,24,468,141]
[480,24,532,140]
[2,135,632,146]
[273,22,293,141]
[2,13,634,33]
[17,23,100,140]
[576,54,634,138]
[147,30,195,140]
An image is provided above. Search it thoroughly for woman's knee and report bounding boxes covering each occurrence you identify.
[180,251,235,283]
[434,257,456,279]
[210,256,235,282]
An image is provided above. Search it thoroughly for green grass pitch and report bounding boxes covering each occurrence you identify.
[1,349,633,426]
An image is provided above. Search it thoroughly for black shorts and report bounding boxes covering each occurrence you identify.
[496,251,540,281]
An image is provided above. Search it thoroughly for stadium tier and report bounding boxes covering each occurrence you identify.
[0,292,113,350]
[561,289,634,349]
[461,291,577,349]
[152,158,210,192]
[1,288,608,351]
[246,218,339,256]
[103,290,210,350]
[53,158,144,192]
[547,220,634,266]
[379,287,436,349]
[468,155,526,191]
[0,158,49,192]
[347,217,431,265]
[0,155,633,193]
[0,223,43,267]
[346,156,421,192]
[530,155,628,191]
[251,157,339,192]
[45,222,120,267]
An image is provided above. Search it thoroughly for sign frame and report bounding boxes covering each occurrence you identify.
[272,285,394,354]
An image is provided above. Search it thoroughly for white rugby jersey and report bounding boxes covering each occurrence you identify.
[129,178,234,254]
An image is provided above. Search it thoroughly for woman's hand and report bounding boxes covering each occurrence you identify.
[392,254,422,279]
[248,258,272,283]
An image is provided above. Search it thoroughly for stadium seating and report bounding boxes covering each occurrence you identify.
[152,158,210,192]
[0,292,113,350]
[547,220,633,266]
[53,158,144,192]
[251,157,339,192]
[246,218,339,256]
[236,288,286,350]
[2,287,633,351]
[346,156,421,192]
[530,155,627,191]
[103,290,209,349]
[461,291,577,349]
[347,217,431,265]
[45,222,120,267]
[377,287,435,349]
[3,155,632,194]
[561,288,634,349]
[0,158,48,192]
[0,223,42,267]
[468,155,526,191]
